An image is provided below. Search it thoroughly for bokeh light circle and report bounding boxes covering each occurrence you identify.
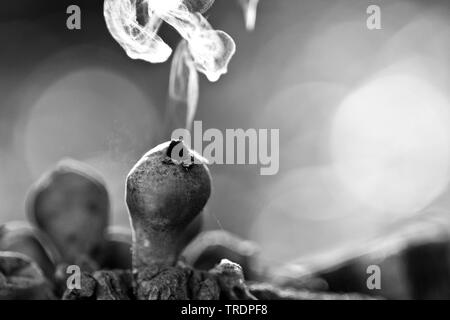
[331,75,450,216]
[23,68,161,178]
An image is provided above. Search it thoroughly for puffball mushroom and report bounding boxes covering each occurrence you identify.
[26,159,110,268]
[0,221,56,281]
[0,251,55,300]
[126,139,211,269]
[182,230,260,281]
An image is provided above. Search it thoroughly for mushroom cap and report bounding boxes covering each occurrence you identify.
[126,140,211,232]
[26,159,110,264]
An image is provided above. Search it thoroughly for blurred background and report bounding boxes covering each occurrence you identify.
[0,0,449,270]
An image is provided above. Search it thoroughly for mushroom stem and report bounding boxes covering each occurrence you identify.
[132,223,182,268]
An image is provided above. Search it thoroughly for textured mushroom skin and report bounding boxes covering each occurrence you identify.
[126,140,211,290]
